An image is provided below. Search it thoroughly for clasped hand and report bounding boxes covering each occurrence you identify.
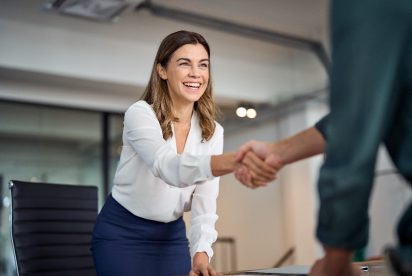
[234,140,282,189]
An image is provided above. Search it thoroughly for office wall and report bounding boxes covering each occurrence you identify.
[217,119,284,270]
[212,101,326,270]
[276,103,326,266]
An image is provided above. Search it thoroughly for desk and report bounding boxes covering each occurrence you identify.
[224,261,389,276]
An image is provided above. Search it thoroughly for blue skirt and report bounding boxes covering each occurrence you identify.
[91,194,191,276]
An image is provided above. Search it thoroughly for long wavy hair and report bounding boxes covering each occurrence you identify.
[140,30,218,142]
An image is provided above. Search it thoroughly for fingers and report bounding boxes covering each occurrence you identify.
[235,148,283,189]
[198,265,215,276]
[235,166,274,189]
[191,253,216,276]
[242,151,277,181]
[234,166,254,188]
[189,267,210,276]
[207,265,218,276]
[201,268,209,276]
[236,140,273,163]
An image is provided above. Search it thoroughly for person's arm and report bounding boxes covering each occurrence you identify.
[210,152,237,176]
[211,151,277,183]
[236,126,325,166]
[270,126,326,165]
[234,126,325,187]
[189,126,222,276]
[125,101,275,188]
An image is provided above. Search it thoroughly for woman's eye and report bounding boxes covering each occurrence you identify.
[199,63,209,68]
[179,62,189,66]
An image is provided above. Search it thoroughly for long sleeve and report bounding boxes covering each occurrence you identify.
[123,101,214,188]
[188,125,223,261]
[314,114,329,140]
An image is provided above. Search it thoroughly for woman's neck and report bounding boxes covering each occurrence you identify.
[172,102,194,125]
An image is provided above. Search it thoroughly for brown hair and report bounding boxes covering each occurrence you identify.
[140,30,218,142]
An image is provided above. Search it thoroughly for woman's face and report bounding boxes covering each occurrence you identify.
[157,43,210,107]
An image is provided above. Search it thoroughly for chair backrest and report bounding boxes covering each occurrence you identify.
[9,180,98,276]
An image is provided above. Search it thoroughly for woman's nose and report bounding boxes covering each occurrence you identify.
[188,66,200,77]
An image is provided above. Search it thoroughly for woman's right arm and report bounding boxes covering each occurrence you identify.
[125,101,276,188]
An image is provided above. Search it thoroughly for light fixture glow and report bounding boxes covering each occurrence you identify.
[246,108,257,119]
[236,106,247,117]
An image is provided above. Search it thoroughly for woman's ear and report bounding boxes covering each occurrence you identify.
[156,63,167,80]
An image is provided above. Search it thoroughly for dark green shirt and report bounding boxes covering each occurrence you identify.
[314,0,412,250]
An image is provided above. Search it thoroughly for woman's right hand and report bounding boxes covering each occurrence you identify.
[234,141,283,188]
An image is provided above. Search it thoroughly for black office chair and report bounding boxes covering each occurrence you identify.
[9,180,98,276]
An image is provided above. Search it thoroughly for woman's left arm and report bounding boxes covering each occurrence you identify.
[189,126,223,275]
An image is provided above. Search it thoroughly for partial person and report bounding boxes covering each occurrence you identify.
[237,0,412,275]
[91,30,276,276]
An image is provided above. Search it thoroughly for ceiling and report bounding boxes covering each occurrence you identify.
[0,0,330,120]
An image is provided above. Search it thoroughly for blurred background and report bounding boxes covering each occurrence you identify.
[0,0,410,274]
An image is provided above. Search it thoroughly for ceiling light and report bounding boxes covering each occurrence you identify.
[236,106,247,118]
[246,108,257,119]
[236,102,257,119]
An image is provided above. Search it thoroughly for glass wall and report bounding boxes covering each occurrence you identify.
[0,101,122,276]
[108,115,123,192]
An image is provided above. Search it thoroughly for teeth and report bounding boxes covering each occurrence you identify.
[184,82,200,88]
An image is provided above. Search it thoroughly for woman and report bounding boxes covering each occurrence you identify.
[91,30,276,276]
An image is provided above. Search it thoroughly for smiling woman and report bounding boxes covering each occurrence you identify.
[90,30,278,276]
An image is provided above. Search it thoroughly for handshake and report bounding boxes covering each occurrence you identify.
[233,140,284,189]
[223,127,325,189]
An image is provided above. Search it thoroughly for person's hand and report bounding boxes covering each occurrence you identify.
[235,151,280,188]
[189,252,220,276]
[309,247,360,276]
[235,140,283,188]
[309,258,360,276]
[235,140,276,163]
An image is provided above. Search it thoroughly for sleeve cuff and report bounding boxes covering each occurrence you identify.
[191,242,214,263]
[314,114,329,140]
[200,155,214,180]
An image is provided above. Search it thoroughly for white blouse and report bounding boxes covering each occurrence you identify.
[111,100,223,259]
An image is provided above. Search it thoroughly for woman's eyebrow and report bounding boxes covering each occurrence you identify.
[176,58,210,63]
[176,58,191,62]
